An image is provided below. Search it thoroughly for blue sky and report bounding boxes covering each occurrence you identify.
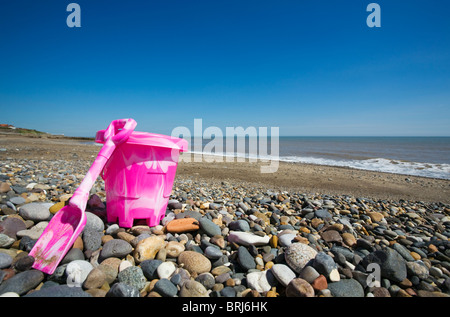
[1,0,449,137]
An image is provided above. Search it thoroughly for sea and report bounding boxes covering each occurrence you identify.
[188,136,450,180]
[84,136,450,180]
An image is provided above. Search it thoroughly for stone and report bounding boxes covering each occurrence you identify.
[100,239,133,260]
[83,267,107,289]
[9,197,26,205]
[406,261,429,279]
[0,182,11,193]
[179,280,209,297]
[298,265,320,284]
[313,251,338,277]
[165,240,185,258]
[229,220,250,232]
[0,234,14,248]
[0,270,44,296]
[0,217,27,239]
[237,246,256,271]
[140,259,163,280]
[204,245,223,261]
[106,282,140,297]
[367,211,384,222]
[285,278,315,297]
[82,229,103,251]
[25,285,92,297]
[13,255,34,271]
[66,260,94,286]
[85,212,104,232]
[178,251,211,274]
[279,233,297,247]
[285,242,318,273]
[362,248,407,283]
[0,252,13,269]
[246,270,277,293]
[315,209,332,220]
[157,261,176,279]
[341,233,357,247]
[166,218,200,233]
[19,202,52,221]
[271,264,296,287]
[227,231,270,246]
[49,201,65,214]
[118,266,146,290]
[16,221,48,240]
[154,278,178,297]
[312,275,328,291]
[328,279,364,297]
[199,218,221,237]
[133,236,165,263]
[196,273,216,289]
[321,230,342,244]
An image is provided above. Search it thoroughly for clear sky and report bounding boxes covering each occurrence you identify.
[1,0,449,137]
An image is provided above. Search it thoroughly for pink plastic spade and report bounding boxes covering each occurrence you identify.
[29,118,137,274]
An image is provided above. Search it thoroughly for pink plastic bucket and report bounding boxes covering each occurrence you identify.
[95,130,188,228]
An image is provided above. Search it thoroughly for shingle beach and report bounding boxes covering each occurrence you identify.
[0,134,449,298]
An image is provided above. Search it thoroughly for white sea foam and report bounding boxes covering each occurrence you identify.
[186,151,450,180]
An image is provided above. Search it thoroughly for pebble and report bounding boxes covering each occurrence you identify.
[178,251,211,274]
[285,278,315,297]
[165,218,200,233]
[100,239,133,260]
[133,236,165,263]
[227,231,270,246]
[237,246,256,271]
[271,264,296,286]
[328,278,364,297]
[106,283,140,297]
[246,270,276,293]
[0,252,13,269]
[284,242,318,273]
[0,270,44,295]
[19,202,52,221]
[157,261,176,279]
[199,218,221,237]
[154,278,178,297]
[140,259,162,280]
[25,285,92,297]
[66,260,93,286]
[118,266,146,290]
[179,280,209,297]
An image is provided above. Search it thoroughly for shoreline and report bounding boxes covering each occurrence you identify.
[1,134,449,204]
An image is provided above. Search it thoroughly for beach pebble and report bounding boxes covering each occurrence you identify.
[179,280,209,297]
[285,278,315,297]
[157,261,176,279]
[246,270,277,293]
[16,221,48,240]
[154,278,178,297]
[279,233,297,247]
[271,264,296,286]
[166,218,200,233]
[140,259,162,280]
[100,239,133,260]
[227,231,270,246]
[0,270,44,296]
[178,251,211,274]
[0,217,27,239]
[237,246,256,271]
[66,260,93,286]
[83,267,107,289]
[85,212,104,232]
[19,202,52,221]
[199,218,221,237]
[25,285,92,297]
[285,242,318,273]
[133,236,165,263]
[118,266,146,290]
[0,234,15,248]
[328,278,364,297]
[106,283,140,297]
[0,252,13,269]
